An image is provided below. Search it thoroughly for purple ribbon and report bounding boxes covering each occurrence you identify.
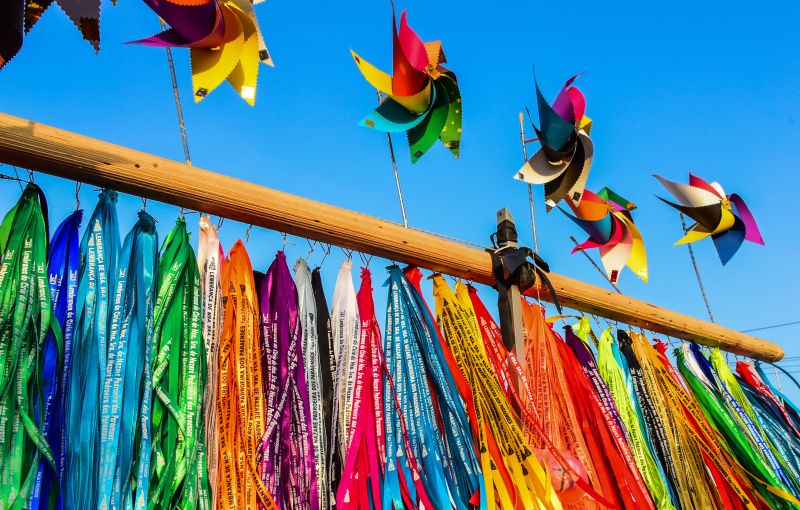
[259,251,318,509]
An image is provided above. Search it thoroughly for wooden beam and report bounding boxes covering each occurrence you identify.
[0,112,783,361]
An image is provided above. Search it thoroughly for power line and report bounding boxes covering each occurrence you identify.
[741,320,800,333]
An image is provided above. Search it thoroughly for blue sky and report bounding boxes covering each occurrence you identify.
[1,2,799,395]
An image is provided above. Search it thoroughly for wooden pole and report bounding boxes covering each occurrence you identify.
[0,112,783,361]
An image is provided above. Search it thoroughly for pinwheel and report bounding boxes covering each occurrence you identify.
[1,0,23,69]
[351,9,461,163]
[654,173,764,264]
[131,0,272,105]
[23,0,100,50]
[561,187,647,283]
[2,0,100,70]
[515,74,594,208]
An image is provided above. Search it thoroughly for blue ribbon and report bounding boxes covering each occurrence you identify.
[383,267,481,510]
[66,190,121,510]
[97,211,158,510]
[30,209,82,510]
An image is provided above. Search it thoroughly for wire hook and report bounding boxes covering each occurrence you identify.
[280,232,295,251]
[217,216,225,230]
[318,243,332,268]
[358,251,373,268]
[11,167,24,191]
[341,247,354,260]
[74,181,81,210]
[304,239,316,261]
[245,224,253,243]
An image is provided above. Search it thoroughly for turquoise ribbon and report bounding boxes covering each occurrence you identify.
[66,189,121,510]
[97,211,158,510]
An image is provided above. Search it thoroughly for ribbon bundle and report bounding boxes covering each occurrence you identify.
[67,189,120,509]
[215,240,273,509]
[148,218,211,509]
[0,184,55,509]
[432,276,557,509]
[32,208,81,510]
[99,210,159,510]
[198,215,223,508]
[259,251,317,509]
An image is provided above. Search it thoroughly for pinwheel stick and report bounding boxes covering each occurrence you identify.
[569,235,622,294]
[377,91,409,228]
[680,213,716,323]
[159,19,192,216]
[518,112,539,253]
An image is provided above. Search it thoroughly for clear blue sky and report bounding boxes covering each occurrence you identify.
[1,2,799,394]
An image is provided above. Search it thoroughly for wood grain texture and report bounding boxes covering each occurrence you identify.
[0,112,783,361]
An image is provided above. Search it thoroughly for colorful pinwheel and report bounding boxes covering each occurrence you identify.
[561,187,647,283]
[515,75,594,208]
[132,0,272,105]
[24,0,100,50]
[351,9,461,163]
[655,174,764,264]
[2,0,99,70]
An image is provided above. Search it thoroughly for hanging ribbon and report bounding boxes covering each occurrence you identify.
[640,339,762,509]
[311,266,338,504]
[0,183,56,510]
[384,266,468,509]
[743,362,800,437]
[431,275,558,510]
[595,329,675,510]
[30,209,80,510]
[330,259,360,472]
[469,288,623,509]
[215,240,276,509]
[96,210,159,510]
[147,218,211,510]
[616,332,681,507]
[66,189,120,510]
[401,268,484,508]
[259,251,317,509]
[530,311,655,510]
[294,258,328,510]
[336,267,383,508]
[197,215,223,509]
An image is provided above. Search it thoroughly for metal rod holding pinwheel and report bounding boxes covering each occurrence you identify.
[352,8,463,229]
[159,19,191,168]
[518,113,540,253]
[680,213,715,322]
[654,173,765,324]
[377,91,409,227]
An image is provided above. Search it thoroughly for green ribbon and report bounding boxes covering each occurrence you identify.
[0,184,59,510]
[596,328,674,510]
[147,218,210,510]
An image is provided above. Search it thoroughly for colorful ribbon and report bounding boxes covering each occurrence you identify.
[0,184,56,509]
[147,218,211,510]
[66,189,120,510]
[31,209,80,510]
[259,251,317,509]
[294,258,328,510]
[98,210,159,510]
